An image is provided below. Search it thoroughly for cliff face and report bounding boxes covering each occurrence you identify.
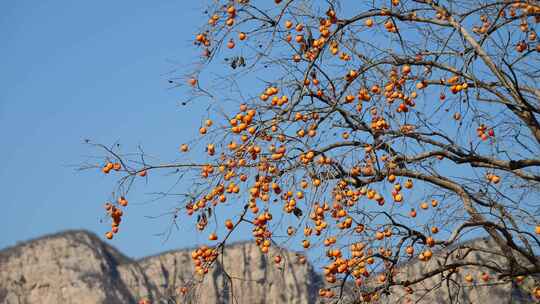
[0,231,536,304]
[0,231,137,304]
[374,238,536,304]
[0,230,322,304]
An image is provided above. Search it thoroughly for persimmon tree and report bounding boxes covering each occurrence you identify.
[86,0,540,302]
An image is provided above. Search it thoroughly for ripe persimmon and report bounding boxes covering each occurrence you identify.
[404,179,413,189]
[284,20,293,29]
[365,18,374,27]
[406,246,414,255]
[118,196,128,207]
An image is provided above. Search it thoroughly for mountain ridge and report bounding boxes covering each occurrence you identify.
[1,230,537,303]
[0,229,322,304]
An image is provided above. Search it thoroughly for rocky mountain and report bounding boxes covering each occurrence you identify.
[0,230,537,303]
[0,230,322,304]
[375,237,535,303]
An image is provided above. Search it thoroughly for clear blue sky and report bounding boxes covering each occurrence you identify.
[0,1,220,257]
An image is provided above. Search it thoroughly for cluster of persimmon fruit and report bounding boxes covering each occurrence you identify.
[281,9,338,62]
[303,155,449,291]
[476,124,495,141]
[191,245,219,276]
[173,78,471,293]
[190,0,479,126]
[171,110,524,299]
[101,161,121,174]
[103,196,127,240]
[473,3,540,53]
[202,4,246,50]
